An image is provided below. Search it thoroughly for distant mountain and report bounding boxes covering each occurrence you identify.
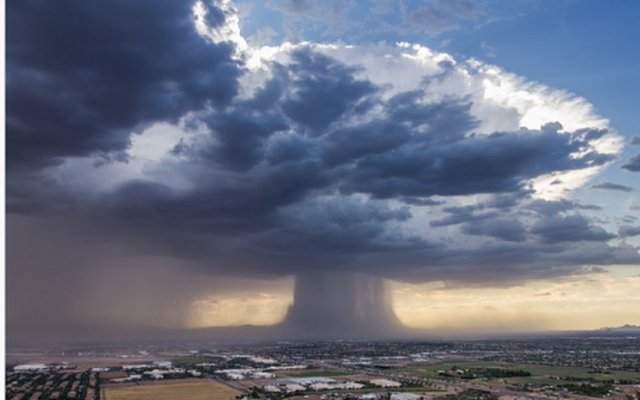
[598,324,640,332]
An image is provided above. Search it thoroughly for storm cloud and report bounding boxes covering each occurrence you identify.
[6,0,638,337]
[7,0,240,170]
[622,152,640,172]
[591,182,634,192]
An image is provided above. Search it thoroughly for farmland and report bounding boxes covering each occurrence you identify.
[104,381,239,400]
[404,359,640,385]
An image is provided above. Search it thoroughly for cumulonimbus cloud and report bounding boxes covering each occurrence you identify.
[7,0,638,292]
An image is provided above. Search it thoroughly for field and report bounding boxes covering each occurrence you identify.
[405,360,640,385]
[171,356,218,365]
[104,381,240,400]
[100,371,128,380]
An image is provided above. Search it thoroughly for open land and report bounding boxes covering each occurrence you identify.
[6,331,640,400]
[103,380,239,400]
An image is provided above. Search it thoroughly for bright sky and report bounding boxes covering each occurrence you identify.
[187,266,640,331]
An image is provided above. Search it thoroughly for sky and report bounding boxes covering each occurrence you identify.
[5,0,640,341]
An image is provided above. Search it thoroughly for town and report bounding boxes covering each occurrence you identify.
[6,333,640,400]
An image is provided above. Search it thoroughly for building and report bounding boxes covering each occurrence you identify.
[14,364,48,372]
[391,393,422,400]
[153,361,172,368]
[264,385,281,393]
[284,383,306,392]
[370,378,402,388]
[253,372,275,379]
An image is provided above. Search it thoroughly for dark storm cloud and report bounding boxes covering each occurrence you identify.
[591,182,634,192]
[622,152,640,172]
[266,134,315,165]
[484,191,534,210]
[386,91,477,139]
[101,159,334,237]
[6,0,240,170]
[320,121,410,167]
[461,218,527,242]
[423,195,612,245]
[262,198,420,263]
[630,135,640,145]
[340,237,636,287]
[205,111,289,171]
[527,199,600,215]
[281,51,378,132]
[531,214,616,244]
[9,40,631,276]
[7,27,639,338]
[243,66,289,111]
[345,123,611,199]
[430,205,499,227]
[399,197,445,206]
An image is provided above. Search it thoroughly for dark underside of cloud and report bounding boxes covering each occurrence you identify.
[6,0,239,170]
[6,1,639,339]
[622,152,640,171]
[591,182,634,192]
[30,51,628,281]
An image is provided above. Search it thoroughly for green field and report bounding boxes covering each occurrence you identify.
[404,360,640,385]
[171,357,218,365]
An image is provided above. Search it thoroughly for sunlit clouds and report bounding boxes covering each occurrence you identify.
[188,292,292,328]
